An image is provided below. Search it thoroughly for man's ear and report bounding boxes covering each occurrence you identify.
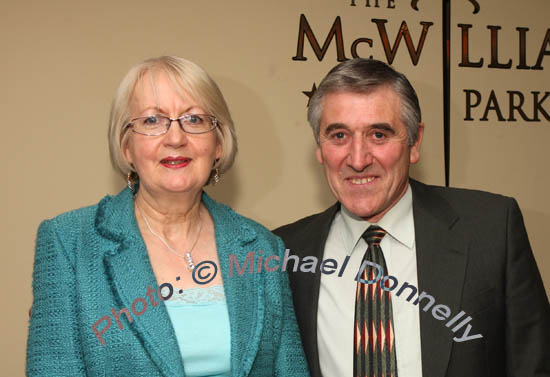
[315,145,324,165]
[410,122,424,164]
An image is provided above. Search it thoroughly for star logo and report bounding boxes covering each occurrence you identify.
[302,83,317,107]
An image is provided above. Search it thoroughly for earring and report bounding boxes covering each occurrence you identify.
[127,172,134,192]
[213,168,220,185]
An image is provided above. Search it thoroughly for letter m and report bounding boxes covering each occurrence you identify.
[229,252,254,277]
[293,14,347,62]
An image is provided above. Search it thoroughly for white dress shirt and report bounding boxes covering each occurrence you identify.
[317,185,423,377]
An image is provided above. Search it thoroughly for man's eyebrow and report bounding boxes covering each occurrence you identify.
[323,122,397,136]
[370,123,396,134]
[324,123,350,135]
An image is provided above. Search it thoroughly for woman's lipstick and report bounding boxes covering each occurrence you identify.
[160,156,191,169]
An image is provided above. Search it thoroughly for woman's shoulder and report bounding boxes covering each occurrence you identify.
[202,192,282,248]
[45,202,99,227]
[45,187,132,223]
[37,188,132,243]
[38,203,100,247]
[34,200,103,267]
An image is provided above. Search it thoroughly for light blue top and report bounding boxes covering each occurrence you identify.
[164,285,231,377]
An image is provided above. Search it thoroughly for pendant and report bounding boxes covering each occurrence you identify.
[185,252,195,270]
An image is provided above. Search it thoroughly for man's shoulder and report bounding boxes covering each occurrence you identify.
[412,179,514,206]
[274,203,338,232]
[273,203,339,244]
[410,179,518,222]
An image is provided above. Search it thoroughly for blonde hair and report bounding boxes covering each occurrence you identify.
[108,56,237,184]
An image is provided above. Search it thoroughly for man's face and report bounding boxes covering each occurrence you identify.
[315,87,424,222]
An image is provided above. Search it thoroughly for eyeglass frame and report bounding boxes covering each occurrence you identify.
[125,113,219,136]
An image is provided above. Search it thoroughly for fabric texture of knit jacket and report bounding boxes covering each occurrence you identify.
[27,187,310,377]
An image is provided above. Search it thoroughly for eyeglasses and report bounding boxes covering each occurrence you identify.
[126,114,218,136]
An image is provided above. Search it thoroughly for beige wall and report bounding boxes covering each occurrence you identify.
[2,0,548,374]
[449,0,550,297]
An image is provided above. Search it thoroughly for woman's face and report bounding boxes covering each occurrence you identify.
[123,71,221,197]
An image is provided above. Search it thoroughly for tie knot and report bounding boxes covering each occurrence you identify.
[362,225,386,246]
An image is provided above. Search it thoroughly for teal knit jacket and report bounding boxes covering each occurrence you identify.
[27,187,310,376]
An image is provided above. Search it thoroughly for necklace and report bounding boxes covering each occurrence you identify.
[136,203,202,270]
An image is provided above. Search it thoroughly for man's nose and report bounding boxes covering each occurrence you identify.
[348,135,373,171]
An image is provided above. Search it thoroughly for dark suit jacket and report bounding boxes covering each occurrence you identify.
[274,179,550,377]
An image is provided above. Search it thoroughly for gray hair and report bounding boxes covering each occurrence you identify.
[307,58,421,145]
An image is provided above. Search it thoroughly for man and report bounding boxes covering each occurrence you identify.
[274,59,550,377]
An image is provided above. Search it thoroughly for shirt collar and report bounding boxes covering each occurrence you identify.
[339,184,415,255]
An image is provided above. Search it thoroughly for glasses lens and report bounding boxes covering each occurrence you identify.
[181,114,217,134]
[132,115,169,135]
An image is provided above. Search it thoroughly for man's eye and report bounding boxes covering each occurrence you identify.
[332,132,346,139]
[373,132,386,139]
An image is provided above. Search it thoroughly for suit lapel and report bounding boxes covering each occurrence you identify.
[410,180,469,377]
[289,203,340,377]
[288,181,469,377]
[96,188,185,377]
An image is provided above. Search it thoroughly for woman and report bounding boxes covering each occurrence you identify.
[27,56,309,376]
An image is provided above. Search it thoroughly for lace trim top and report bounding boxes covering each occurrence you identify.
[161,284,226,305]
[163,285,231,377]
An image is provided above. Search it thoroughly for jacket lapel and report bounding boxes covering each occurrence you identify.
[201,193,263,377]
[410,179,469,377]
[96,188,186,377]
[96,188,268,376]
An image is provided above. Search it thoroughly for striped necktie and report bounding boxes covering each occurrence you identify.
[353,225,398,377]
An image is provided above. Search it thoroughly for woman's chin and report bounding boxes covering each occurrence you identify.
[141,181,202,196]
[162,185,198,195]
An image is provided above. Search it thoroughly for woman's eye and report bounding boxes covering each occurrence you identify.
[143,116,160,125]
[186,115,204,125]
